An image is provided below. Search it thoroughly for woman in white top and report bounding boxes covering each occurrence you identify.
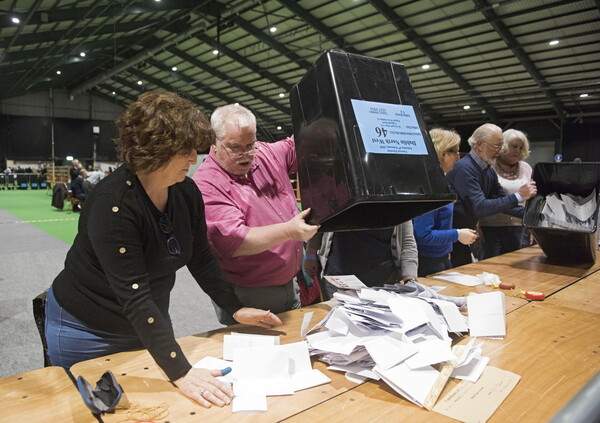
[479,129,533,259]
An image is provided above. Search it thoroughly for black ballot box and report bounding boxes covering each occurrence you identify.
[290,50,455,232]
[524,162,600,262]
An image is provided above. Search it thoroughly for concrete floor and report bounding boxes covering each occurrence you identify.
[0,208,224,378]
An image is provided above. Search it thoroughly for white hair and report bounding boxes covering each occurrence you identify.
[210,104,256,141]
[502,128,531,159]
[467,123,502,148]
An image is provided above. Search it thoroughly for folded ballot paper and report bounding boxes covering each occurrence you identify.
[195,334,331,413]
[306,278,505,409]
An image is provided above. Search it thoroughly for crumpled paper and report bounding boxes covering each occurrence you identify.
[477,272,501,286]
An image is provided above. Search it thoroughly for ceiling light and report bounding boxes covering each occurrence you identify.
[112,91,116,95]
[171,66,177,71]
[11,17,20,24]
[212,49,219,55]
[279,93,285,98]
[580,93,589,98]
[549,40,559,46]
[481,109,486,114]
[463,105,470,110]
[270,26,277,33]
[137,80,143,85]
[277,126,282,130]
[421,64,430,70]
[56,70,61,75]
[80,52,86,57]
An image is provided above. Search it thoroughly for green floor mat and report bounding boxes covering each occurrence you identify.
[0,189,79,245]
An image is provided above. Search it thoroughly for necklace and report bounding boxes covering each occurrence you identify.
[494,157,520,180]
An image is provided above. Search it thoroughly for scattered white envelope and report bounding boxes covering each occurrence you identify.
[467,291,506,338]
[427,298,469,333]
[232,380,267,413]
[324,275,367,290]
[362,335,417,370]
[387,296,429,331]
[300,311,314,337]
[433,272,482,286]
[374,362,440,407]
[223,333,279,360]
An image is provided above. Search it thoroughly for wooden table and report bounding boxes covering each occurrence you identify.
[71,303,363,423]
[6,247,599,422]
[0,366,94,423]
[286,301,600,422]
[545,269,600,314]
[422,245,600,305]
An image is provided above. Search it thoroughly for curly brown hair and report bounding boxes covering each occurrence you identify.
[115,91,214,173]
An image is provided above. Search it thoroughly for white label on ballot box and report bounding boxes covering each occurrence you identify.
[351,99,428,155]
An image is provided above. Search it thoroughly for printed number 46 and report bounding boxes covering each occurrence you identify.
[375,127,387,138]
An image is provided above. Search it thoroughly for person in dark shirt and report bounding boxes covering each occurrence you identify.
[70,170,86,209]
[70,159,82,181]
[45,91,281,408]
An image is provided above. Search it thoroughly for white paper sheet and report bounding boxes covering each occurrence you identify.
[232,380,267,413]
[427,298,469,333]
[324,275,368,290]
[363,335,418,370]
[467,291,506,338]
[374,362,440,407]
[433,272,482,286]
[223,333,280,360]
[300,311,314,337]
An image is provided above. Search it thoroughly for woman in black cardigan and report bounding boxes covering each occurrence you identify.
[45,91,281,408]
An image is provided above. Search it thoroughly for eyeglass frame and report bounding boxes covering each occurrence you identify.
[216,140,259,159]
[482,140,503,150]
[158,214,181,256]
[444,149,460,156]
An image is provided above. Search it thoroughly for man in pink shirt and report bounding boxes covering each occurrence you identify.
[193,104,319,325]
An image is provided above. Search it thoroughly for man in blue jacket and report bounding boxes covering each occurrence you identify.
[446,123,537,266]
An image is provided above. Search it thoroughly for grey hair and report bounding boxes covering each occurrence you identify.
[210,104,256,142]
[467,123,502,148]
[502,128,531,159]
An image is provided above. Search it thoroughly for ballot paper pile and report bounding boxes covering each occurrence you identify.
[194,334,331,413]
[305,278,504,408]
[539,190,598,231]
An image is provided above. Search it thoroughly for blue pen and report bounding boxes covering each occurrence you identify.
[220,367,232,376]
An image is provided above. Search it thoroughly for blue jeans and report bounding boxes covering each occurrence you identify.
[45,287,142,369]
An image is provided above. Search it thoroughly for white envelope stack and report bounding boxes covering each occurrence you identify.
[306,280,504,408]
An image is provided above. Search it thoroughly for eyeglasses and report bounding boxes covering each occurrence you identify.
[217,141,258,159]
[159,214,181,256]
[483,140,503,150]
[444,149,460,156]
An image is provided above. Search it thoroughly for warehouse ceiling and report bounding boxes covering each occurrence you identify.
[1,0,599,141]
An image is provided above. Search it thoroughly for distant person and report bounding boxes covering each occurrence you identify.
[413,129,477,276]
[574,157,582,163]
[446,123,537,267]
[83,170,104,194]
[45,91,280,408]
[479,129,533,259]
[70,159,82,181]
[70,169,86,210]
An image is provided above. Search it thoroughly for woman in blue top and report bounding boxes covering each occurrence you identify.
[413,129,478,276]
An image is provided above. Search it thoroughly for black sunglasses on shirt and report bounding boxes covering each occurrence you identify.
[158,214,181,256]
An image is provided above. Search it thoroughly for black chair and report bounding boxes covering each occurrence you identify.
[32,289,52,367]
[16,174,29,190]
